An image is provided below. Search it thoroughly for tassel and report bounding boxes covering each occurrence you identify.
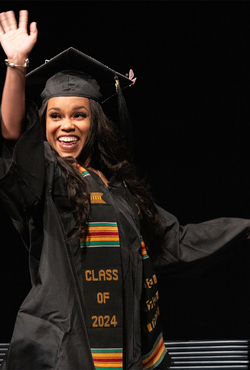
[115,75,133,153]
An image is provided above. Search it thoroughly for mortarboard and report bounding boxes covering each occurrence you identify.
[25,47,136,150]
[25,47,135,106]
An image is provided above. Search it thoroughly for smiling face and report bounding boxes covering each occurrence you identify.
[46,96,91,158]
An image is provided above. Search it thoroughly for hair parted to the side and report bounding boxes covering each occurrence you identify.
[39,99,164,258]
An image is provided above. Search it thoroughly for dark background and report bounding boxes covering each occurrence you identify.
[0,1,250,342]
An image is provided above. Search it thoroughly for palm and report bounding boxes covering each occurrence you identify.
[1,29,36,58]
[0,10,37,59]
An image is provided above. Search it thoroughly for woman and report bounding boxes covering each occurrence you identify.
[0,10,250,370]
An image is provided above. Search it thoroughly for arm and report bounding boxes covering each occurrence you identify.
[0,12,43,240]
[0,10,37,140]
[153,205,250,271]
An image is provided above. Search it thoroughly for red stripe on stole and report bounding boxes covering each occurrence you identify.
[93,359,122,363]
[143,337,165,367]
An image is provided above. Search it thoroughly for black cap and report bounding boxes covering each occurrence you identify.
[40,70,103,103]
[25,47,135,106]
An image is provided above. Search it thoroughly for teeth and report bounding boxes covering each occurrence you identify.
[59,137,78,142]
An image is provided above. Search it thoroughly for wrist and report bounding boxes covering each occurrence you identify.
[6,54,29,65]
[5,57,29,69]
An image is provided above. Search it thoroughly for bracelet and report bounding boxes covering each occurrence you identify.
[5,58,29,68]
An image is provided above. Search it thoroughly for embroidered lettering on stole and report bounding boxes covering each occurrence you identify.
[77,166,169,369]
[140,238,167,369]
[79,166,123,369]
[90,192,106,204]
[123,183,169,369]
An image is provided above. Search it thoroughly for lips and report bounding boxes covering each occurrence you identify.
[57,136,80,153]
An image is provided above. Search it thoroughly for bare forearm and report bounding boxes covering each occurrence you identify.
[1,61,27,140]
[0,10,38,140]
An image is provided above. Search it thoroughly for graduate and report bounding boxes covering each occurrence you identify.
[0,10,250,370]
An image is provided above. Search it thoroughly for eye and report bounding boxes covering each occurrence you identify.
[49,113,61,120]
[74,112,87,119]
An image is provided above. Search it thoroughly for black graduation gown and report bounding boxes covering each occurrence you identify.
[1,101,250,370]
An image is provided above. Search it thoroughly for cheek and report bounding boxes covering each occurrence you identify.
[83,120,92,140]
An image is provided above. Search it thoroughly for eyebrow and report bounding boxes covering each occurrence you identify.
[48,105,89,113]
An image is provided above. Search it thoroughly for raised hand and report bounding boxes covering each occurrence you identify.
[0,10,37,63]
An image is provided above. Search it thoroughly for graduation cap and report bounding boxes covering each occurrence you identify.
[25,47,135,106]
[25,47,136,149]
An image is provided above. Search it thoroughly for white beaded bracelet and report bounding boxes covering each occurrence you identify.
[5,58,29,68]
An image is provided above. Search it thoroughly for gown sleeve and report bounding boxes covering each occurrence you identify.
[153,205,250,271]
[0,100,45,248]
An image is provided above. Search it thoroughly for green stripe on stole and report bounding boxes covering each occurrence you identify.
[77,166,169,370]
[79,167,123,369]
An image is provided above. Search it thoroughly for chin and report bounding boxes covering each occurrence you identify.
[59,152,78,158]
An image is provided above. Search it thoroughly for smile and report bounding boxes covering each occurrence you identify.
[57,136,80,153]
[58,136,79,143]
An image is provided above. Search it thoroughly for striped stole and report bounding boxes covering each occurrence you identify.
[77,165,169,369]
[78,166,123,369]
[140,239,168,369]
[123,182,170,369]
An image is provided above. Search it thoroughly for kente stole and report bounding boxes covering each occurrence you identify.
[77,165,168,370]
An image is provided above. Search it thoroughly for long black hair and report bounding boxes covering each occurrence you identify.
[39,99,164,257]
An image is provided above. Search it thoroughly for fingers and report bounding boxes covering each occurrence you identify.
[0,11,17,33]
[18,10,28,30]
[29,22,38,41]
[0,10,35,42]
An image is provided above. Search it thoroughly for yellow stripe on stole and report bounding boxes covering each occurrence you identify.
[86,225,119,242]
[141,240,148,256]
[92,353,123,359]
[142,337,166,369]
[86,236,120,242]
[88,226,118,231]
[92,351,123,368]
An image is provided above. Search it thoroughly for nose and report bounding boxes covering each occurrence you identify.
[61,119,75,131]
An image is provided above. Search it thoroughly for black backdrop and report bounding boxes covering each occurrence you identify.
[0,1,250,342]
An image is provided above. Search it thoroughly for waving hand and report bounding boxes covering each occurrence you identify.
[0,10,38,140]
[0,10,37,62]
